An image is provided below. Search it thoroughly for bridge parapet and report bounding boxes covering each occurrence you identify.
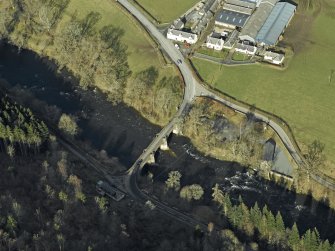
[147,152,156,164]
[160,137,169,150]
[172,124,182,135]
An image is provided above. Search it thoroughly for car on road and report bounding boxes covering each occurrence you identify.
[177,59,182,65]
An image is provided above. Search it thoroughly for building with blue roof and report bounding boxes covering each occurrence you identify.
[256,2,296,46]
[215,9,250,29]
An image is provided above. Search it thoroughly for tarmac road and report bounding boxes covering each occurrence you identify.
[117,0,335,229]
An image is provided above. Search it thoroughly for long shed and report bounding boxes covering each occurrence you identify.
[238,0,278,43]
[256,2,296,46]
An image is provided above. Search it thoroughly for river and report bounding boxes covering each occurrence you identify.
[0,42,334,243]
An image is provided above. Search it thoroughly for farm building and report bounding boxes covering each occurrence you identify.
[223,0,256,15]
[193,11,213,34]
[264,51,285,64]
[215,9,250,29]
[239,0,278,44]
[255,2,296,46]
[172,19,185,30]
[206,36,225,50]
[199,0,219,15]
[225,32,238,48]
[263,138,276,161]
[167,29,198,44]
[247,0,262,7]
[235,42,257,55]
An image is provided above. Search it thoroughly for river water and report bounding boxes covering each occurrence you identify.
[0,42,334,242]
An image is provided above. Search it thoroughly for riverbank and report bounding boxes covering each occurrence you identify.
[1,0,182,127]
[2,0,335,213]
[2,41,335,248]
[181,98,335,209]
[139,134,335,245]
[0,43,163,169]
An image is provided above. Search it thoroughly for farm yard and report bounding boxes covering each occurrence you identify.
[191,0,335,178]
[135,0,200,23]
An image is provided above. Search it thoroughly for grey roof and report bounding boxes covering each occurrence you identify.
[226,0,256,9]
[271,147,293,177]
[193,11,213,34]
[186,10,202,22]
[247,0,262,5]
[173,19,184,30]
[263,138,276,161]
[210,0,220,13]
[235,42,257,52]
[223,3,254,15]
[168,29,198,40]
[264,51,284,61]
[207,36,224,45]
[256,2,296,45]
[215,9,250,28]
[202,0,217,13]
[239,0,278,42]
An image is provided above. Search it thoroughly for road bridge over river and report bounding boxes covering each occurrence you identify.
[116,0,312,188]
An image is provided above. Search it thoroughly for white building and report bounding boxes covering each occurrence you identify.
[167,29,198,44]
[206,36,224,50]
[235,42,257,55]
[264,51,284,64]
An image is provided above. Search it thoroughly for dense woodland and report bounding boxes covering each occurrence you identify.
[0,0,182,125]
[0,95,49,157]
[0,97,245,250]
[162,171,335,250]
[211,184,335,251]
[1,145,240,250]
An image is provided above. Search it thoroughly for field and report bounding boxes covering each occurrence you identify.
[191,3,335,178]
[135,0,199,23]
[24,0,177,80]
[232,52,251,61]
[58,0,176,77]
[198,47,229,58]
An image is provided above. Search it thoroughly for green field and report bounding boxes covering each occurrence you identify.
[192,5,335,177]
[57,0,175,77]
[136,0,199,23]
[198,47,229,58]
[232,52,251,61]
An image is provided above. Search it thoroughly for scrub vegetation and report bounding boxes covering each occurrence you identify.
[181,98,335,208]
[0,0,181,126]
[191,0,335,179]
[58,114,78,136]
[182,98,264,169]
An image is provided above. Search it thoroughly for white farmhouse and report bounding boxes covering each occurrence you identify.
[264,51,284,65]
[235,42,257,55]
[167,29,198,44]
[206,36,224,50]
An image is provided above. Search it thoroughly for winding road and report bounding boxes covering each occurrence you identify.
[117,0,307,186]
[114,0,335,232]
